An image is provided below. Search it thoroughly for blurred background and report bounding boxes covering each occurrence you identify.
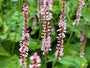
[0,0,90,68]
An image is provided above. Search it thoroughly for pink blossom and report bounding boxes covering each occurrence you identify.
[54,1,66,60]
[80,36,87,57]
[41,0,53,56]
[73,0,85,26]
[19,3,30,67]
[29,52,41,68]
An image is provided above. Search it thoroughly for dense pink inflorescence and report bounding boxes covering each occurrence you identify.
[41,0,53,56]
[19,3,30,67]
[80,36,87,57]
[54,1,66,60]
[73,0,85,26]
[30,15,37,29]
[29,52,41,68]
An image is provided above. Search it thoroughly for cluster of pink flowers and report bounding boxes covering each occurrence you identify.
[19,3,30,67]
[54,1,66,60]
[29,52,41,68]
[30,15,37,29]
[41,0,53,56]
[19,0,87,67]
[80,37,87,57]
[73,0,85,26]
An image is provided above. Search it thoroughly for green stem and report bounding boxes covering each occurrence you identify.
[45,56,47,68]
[11,0,21,55]
[10,0,12,9]
[0,0,4,33]
[37,19,42,44]
[64,20,85,53]
[52,58,58,68]
[64,31,73,53]
[12,29,18,55]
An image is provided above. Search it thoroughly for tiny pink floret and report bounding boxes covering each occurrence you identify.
[29,52,41,68]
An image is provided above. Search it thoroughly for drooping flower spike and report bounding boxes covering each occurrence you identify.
[41,0,53,56]
[54,1,66,60]
[29,52,41,68]
[73,0,85,26]
[19,3,30,67]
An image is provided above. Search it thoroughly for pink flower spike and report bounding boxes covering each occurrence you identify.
[19,3,30,67]
[37,0,43,22]
[80,36,87,57]
[23,3,29,8]
[54,1,66,60]
[29,52,41,68]
[41,0,53,56]
[73,0,85,26]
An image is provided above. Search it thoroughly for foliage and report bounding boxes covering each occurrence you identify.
[0,0,90,68]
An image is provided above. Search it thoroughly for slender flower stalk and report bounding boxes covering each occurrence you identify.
[80,26,84,44]
[54,1,66,60]
[30,15,37,29]
[73,0,85,26]
[80,36,87,57]
[29,52,41,68]
[19,3,30,67]
[37,0,43,22]
[41,0,53,56]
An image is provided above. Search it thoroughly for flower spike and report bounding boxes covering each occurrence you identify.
[54,1,66,60]
[19,3,30,67]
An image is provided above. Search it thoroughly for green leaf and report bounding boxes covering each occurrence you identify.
[7,33,21,42]
[82,8,90,22]
[0,17,2,26]
[0,45,10,56]
[0,55,21,68]
[31,29,37,35]
[0,56,10,67]
[85,46,90,62]
[28,38,41,50]
[70,43,82,52]
[0,33,7,40]
[58,55,87,68]
[3,23,8,33]
[7,55,21,68]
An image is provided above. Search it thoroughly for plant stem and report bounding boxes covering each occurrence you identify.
[12,29,18,55]
[64,31,73,53]
[11,0,21,55]
[10,0,12,9]
[45,56,47,68]
[64,20,85,53]
[37,22,42,44]
[52,58,58,68]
